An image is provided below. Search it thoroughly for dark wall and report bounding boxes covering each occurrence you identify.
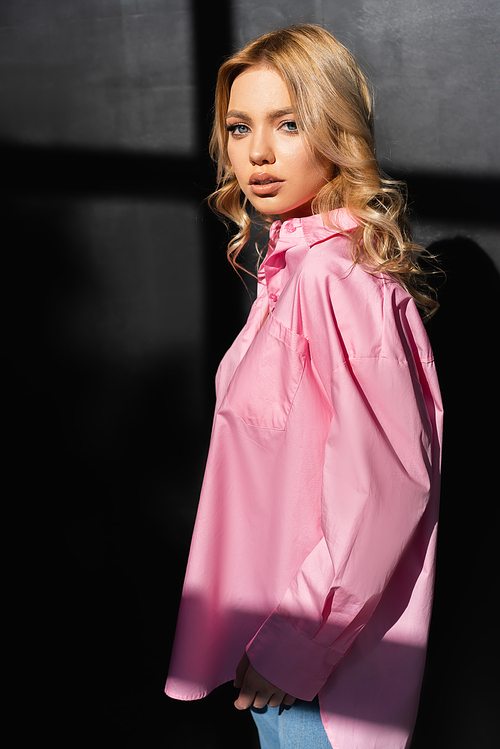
[2,1,498,747]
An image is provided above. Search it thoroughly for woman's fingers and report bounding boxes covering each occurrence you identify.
[267,692,287,708]
[235,685,285,710]
[234,663,267,709]
[233,658,296,710]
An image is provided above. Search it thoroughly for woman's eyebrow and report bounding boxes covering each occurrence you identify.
[225,107,294,121]
[225,110,250,121]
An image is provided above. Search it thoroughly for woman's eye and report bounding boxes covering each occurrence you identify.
[226,123,250,136]
[281,120,298,133]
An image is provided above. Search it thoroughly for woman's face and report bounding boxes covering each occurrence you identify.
[226,66,332,222]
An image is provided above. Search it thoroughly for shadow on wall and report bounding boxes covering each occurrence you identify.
[411,237,500,749]
[2,194,255,748]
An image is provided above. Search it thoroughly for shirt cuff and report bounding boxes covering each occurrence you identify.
[246,610,344,701]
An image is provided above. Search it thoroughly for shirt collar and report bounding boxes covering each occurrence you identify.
[259,209,359,287]
[269,208,358,253]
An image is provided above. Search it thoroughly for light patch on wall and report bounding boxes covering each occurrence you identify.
[0,1,196,153]
[232,1,322,46]
[336,0,500,174]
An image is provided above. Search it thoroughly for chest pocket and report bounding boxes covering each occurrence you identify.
[226,314,309,430]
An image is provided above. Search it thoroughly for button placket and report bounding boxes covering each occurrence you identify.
[264,219,301,310]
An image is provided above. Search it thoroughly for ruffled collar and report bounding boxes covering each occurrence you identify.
[269,208,357,252]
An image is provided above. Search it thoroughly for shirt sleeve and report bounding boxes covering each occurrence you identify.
[246,269,440,700]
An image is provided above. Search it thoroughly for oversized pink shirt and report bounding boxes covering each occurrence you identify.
[166,209,443,749]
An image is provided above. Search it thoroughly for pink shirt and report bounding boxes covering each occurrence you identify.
[165,209,443,749]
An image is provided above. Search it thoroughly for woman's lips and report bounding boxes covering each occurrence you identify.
[249,173,283,196]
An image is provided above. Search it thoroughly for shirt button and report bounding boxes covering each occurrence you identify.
[285,223,297,233]
[269,293,278,302]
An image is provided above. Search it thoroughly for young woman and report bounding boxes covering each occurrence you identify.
[166,24,443,749]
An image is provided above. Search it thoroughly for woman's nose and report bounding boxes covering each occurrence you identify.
[249,130,275,165]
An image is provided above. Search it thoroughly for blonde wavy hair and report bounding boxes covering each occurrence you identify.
[208,24,438,320]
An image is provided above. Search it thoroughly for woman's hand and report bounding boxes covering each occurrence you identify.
[233,652,296,710]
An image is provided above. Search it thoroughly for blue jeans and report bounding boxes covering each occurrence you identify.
[250,696,332,749]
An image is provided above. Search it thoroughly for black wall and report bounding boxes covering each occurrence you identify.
[2,1,498,746]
